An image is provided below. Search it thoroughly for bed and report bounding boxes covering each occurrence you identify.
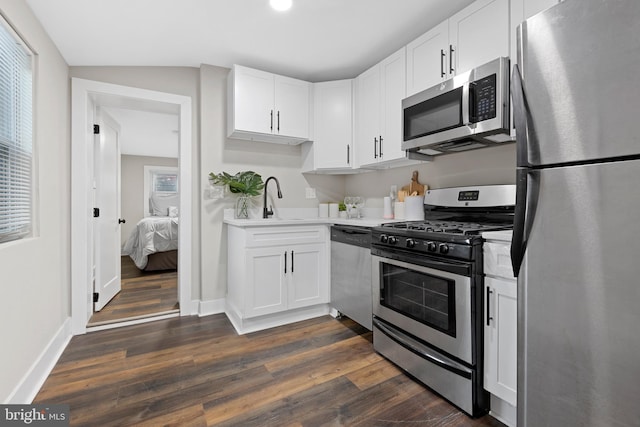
[122,193,179,271]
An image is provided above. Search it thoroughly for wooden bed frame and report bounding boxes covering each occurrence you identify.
[144,250,178,271]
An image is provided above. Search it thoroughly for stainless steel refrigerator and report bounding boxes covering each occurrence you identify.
[510,0,640,425]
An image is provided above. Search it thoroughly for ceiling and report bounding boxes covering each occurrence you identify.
[25,0,475,82]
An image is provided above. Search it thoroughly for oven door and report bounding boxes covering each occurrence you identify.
[372,253,473,364]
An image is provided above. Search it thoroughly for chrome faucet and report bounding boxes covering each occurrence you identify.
[262,176,283,218]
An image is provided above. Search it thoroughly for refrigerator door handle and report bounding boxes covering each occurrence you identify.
[511,169,541,277]
[511,64,533,168]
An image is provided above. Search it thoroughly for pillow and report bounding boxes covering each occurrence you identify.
[168,206,178,217]
[150,193,179,216]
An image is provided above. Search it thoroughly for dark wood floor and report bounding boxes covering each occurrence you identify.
[88,256,178,326]
[35,314,505,426]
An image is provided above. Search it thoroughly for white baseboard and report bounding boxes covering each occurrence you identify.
[489,394,517,427]
[225,304,330,335]
[181,300,200,316]
[198,298,226,317]
[5,318,72,404]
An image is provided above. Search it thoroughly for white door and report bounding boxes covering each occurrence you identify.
[406,20,449,96]
[274,75,310,139]
[449,0,510,76]
[233,65,275,135]
[246,247,287,318]
[287,244,328,310]
[313,80,352,169]
[484,276,517,405]
[355,64,381,167]
[93,111,122,311]
[379,48,407,162]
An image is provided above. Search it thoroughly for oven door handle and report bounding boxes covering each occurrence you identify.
[371,252,470,277]
[373,318,472,379]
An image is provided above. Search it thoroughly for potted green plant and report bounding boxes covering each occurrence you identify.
[338,202,347,219]
[208,171,264,219]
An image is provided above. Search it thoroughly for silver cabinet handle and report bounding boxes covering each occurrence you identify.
[486,287,493,326]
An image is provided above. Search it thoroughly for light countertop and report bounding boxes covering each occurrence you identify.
[224,217,397,228]
[482,229,513,242]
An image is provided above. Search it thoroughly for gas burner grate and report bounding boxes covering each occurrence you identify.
[383,220,511,235]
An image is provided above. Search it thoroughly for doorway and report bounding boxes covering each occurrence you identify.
[71,78,193,335]
[88,106,181,327]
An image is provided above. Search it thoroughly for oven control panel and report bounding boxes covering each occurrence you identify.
[375,233,473,260]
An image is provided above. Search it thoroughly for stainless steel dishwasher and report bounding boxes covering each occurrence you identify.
[330,225,372,330]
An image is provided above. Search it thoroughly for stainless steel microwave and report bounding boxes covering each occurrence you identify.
[402,57,512,156]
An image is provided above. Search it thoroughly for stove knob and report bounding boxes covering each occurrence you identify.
[406,238,416,248]
[388,236,398,245]
[427,242,437,252]
[380,234,389,243]
[439,244,450,254]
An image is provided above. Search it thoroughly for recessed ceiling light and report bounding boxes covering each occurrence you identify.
[270,0,292,12]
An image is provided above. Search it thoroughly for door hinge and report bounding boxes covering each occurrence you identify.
[93,207,100,218]
[93,124,100,134]
[93,292,99,303]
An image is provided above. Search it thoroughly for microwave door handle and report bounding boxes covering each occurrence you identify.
[462,82,470,126]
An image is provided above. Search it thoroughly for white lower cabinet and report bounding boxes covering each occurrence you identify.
[484,276,517,405]
[227,225,330,334]
[483,233,517,427]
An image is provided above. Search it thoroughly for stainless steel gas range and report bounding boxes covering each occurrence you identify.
[371,185,515,417]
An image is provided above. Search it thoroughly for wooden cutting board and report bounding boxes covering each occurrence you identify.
[400,170,427,196]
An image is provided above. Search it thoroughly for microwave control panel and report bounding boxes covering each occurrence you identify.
[471,74,497,122]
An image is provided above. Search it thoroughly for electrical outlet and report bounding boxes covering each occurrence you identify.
[305,187,317,199]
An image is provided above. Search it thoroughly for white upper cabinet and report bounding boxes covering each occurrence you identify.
[406,21,450,96]
[227,65,310,144]
[406,0,510,97]
[301,80,354,173]
[355,62,381,167]
[449,0,510,76]
[356,48,424,169]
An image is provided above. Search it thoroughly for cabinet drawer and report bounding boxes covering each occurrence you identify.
[484,242,514,279]
[246,225,327,247]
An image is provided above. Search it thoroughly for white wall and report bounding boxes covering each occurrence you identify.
[0,1,70,402]
[103,107,179,158]
[345,144,516,206]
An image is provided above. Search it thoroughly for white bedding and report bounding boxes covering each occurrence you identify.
[122,216,178,269]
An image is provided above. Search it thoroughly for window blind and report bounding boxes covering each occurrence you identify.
[0,18,33,243]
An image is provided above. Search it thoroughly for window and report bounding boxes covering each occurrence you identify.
[0,17,33,244]
[152,171,178,193]
[143,165,178,217]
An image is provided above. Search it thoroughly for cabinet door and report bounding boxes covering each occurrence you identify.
[233,66,275,135]
[449,0,509,77]
[484,276,517,406]
[246,247,287,318]
[406,20,449,96]
[274,75,310,139]
[287,244,328,310]
[313,80,353,169]
[379,47,407,163]
[355,64,381,167]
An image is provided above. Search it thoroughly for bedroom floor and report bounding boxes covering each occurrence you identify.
[87,256,178,326]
